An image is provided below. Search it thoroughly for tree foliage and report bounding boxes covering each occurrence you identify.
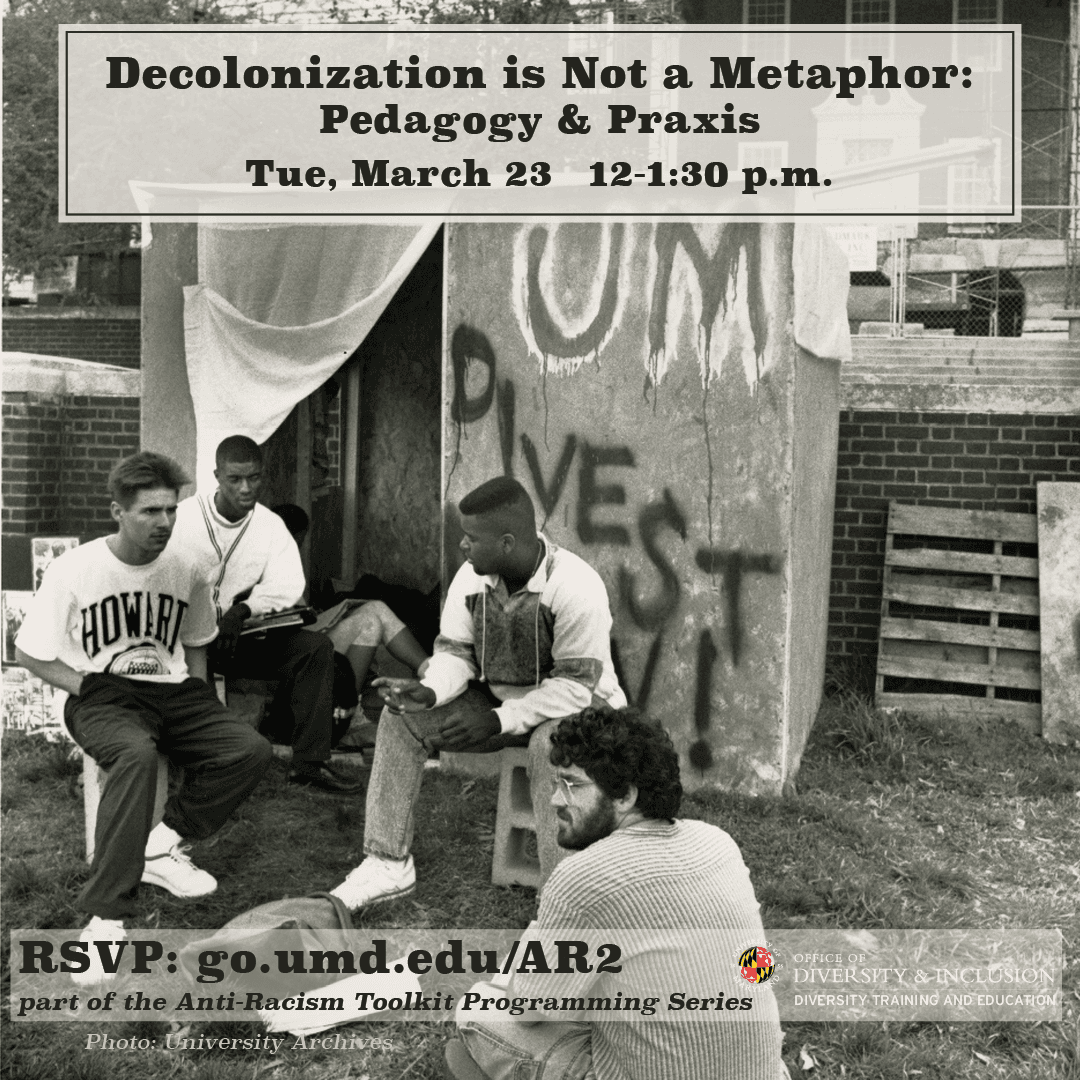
[3,0,673,281]
[2,0,235,280]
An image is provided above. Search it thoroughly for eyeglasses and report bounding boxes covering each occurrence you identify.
[550,776,595,801]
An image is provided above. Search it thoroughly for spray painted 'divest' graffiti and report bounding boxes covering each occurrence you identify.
[446,222,800,788]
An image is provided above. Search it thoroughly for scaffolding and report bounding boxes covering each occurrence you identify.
[1068,0,1080,306]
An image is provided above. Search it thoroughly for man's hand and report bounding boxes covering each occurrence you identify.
[213,603,250,664]
[372,677,437,713]
[14,648,88,698]
[439,708,501,750]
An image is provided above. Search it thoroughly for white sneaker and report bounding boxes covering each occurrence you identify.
[142,844,217,898]
[71,917,126,986]
[330,855,415,911]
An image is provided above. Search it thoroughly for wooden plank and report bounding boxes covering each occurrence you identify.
[876,501,1044,718]
[883,639,1038,665]
[1037,482,1080,745]
[880,617,1040,653]
[341,359,361,584]
[875,508,896,704]
[883,638,985,665]
[877,693,1041,730]
[877,654,1042,690]
[885,547,1039,579]
[888,571,1038,595]
[988,542,1002,704]
[883,581,1041,616]
[295,398,312,580]
[883,640,1038,673]
[888,503,1037,544]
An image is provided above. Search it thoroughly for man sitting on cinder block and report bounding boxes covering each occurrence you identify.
[445,707,787,1080]
[331,476,626,910]
[15,452,272,978]
[171,435,361,794]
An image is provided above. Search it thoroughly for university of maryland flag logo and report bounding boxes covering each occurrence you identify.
[739,945,775,985]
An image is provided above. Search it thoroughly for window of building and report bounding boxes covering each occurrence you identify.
[953,0,1002,71]
[844,138,894,166]
[738,142,789,172]
[954,0,1002,22]
[947,136,1001,229]
[743,0,788,22]
[846,0,895,63]
[849,0,892,18]
[742,0,789,66]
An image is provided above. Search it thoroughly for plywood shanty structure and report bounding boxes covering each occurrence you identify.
[140,221,850,795]
[443,222,848,795]
[875,502,1041,730]
[1037,482,1080,745]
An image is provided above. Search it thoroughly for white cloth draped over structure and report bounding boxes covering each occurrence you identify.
[183,222,440,489]
[182,221,846,489]
[792,221,853,364]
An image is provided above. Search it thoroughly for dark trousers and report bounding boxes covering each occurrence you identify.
[218,628,336,763]
[66,673,272,920]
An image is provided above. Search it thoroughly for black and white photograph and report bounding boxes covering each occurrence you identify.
[31,536,80,592]
[2,3,1078,1080]
[2,590,34,664]
[0,664,62,740]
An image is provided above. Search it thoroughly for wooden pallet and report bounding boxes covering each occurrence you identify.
[875,502,1041,731]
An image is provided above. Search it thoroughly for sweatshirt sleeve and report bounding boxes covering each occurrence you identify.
[14,561,77,664]
[494,564,611,737]
[419,564,478,706]
[509,858,603,1008]
[242,513,306,617]
[180,567,220,648]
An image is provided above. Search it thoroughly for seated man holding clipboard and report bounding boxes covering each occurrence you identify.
[171,435,362,795]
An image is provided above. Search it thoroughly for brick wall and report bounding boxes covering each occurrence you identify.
[828,410,1080,673]
[2,393,63,533]
[2,392,140,538]
[59,395,142,536]
[2,313,140,369]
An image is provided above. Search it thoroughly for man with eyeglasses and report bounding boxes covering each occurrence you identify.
[330,476,626,911]
[445,707,787,1080]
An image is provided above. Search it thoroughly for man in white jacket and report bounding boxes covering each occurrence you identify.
[172,436,360,794]
[331,476,626,910]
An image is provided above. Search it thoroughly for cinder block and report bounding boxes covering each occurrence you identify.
[439,750,503,778]
[83,752,168,863]
[491,746,539,889]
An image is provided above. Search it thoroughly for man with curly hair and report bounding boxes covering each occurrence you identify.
[445,707,787,1080]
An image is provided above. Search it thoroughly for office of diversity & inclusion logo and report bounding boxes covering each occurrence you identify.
[738,945,778,986]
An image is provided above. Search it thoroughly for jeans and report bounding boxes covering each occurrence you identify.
[456,983,595,1080]
[362,684,570,888]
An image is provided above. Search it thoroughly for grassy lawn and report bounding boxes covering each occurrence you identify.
[2,694,1077,1080]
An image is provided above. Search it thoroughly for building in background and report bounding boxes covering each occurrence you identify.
[681,0,1078,338]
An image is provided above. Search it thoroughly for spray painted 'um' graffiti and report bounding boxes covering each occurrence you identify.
[451,223,787,771]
